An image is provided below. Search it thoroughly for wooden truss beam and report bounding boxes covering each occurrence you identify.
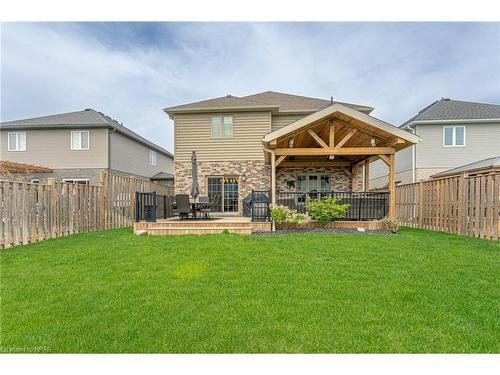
[335,128,357,149]
[278,161,352,168]
[275,155,287,167]
[307,129,329,148]
[379,154,391,166]
[274,147,395,156]
[329,120,335,148]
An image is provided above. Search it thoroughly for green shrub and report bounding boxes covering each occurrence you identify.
[270,204,309,225]
[305,197,350,225]
[381,216,400,234]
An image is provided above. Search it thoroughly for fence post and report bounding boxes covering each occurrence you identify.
[418,180,423,228]
[99,171,106,229]
[134,191,139,222]
[153,191,157,222]
[47,178,56,239]
[129,176,136,223]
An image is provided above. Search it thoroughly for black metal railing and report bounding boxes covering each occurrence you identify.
[135,192,175,222]
[250,190,389,222]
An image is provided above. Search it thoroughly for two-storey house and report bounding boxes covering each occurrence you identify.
[369,99,500,188]
[0,109,174,185]
[165,91,419,217]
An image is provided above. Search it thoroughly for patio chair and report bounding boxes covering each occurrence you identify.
[175,194,191,220]
[210,194,221,215]
[199,196,211,219]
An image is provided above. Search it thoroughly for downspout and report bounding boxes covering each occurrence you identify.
[262,146,276,232]
[407,123,417,183]
[107,126,117,173]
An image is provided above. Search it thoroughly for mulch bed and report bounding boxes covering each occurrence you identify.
[253,227,396,236]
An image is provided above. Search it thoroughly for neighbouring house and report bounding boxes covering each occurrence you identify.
[164,91,419,218]
[369,99,500,189]
[430,156,500,179]
[0,109,174,185]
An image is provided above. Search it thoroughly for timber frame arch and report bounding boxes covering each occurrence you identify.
[262,103,420,218]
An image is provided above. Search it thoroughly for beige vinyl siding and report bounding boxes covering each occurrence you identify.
[370,146,413,181]
[416,123,500,168]
[0,128,108,168]
[110,132,174,178]
[174,111,271,162]
[271,114,307,132]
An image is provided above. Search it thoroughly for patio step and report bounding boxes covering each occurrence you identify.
[147,226,252,236]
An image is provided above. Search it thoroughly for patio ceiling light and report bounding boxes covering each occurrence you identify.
[370,136,377,147]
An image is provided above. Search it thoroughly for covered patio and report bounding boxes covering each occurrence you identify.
[261,103,420,219]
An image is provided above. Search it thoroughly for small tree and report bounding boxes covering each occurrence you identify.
[306,197,350,225]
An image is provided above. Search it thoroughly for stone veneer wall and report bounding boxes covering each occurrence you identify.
[276,167,361,193]
[351,165,364,192]
[175,160,270,215]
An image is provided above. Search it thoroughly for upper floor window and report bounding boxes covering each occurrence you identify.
[63,178,89,185]
[443,126,465,147]
[149,150,157,166]
[211,115,233,138]
[71,131,89,150]
[8,132,26,151]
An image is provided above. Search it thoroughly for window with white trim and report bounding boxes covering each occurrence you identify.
[443,126,465,147]
[62,178,89,185]
[211,116,233,138]
[149,150,157,166]
[70,131,90,150]
[8,132,26,151]
[30,179,40,184]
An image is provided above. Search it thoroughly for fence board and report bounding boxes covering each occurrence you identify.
[0,171,174,248]
[396,173,499,240]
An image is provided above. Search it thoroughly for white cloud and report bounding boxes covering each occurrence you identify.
[1,22,499,152]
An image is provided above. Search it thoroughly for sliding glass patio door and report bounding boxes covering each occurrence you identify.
[207,176,239,213]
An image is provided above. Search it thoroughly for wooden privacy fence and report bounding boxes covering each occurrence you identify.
[396,172,499,240]
[0,172,173,248]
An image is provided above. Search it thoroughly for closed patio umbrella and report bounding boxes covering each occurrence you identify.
[191,151,200,200]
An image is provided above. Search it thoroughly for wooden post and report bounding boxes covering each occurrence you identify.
[99,170,106,229]
[364,159,369,192]
[418,180,423,227]
[328,120,335,160]
[271,152,276,231]
[47,178,55,239]
[329,120,335,148]
[388,154,396,218]
[129,176,136,224]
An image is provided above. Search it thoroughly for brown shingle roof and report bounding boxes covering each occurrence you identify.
[164,95,278,113]
[164,91,374,115]
[242,91,373,113]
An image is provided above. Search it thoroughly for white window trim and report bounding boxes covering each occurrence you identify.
[62,178,90,185]
[211,115,233,139]
[70,130,90,150]
[30,179,40,184]
[149,149,157,166]
[7,131,26,152]
[443,126,466,147]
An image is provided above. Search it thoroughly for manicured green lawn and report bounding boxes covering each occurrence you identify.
[1,228,498,353]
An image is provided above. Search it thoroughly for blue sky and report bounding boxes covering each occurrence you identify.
[1,22,499,152]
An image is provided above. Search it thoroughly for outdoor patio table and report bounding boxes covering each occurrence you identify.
[190,201,212,219]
